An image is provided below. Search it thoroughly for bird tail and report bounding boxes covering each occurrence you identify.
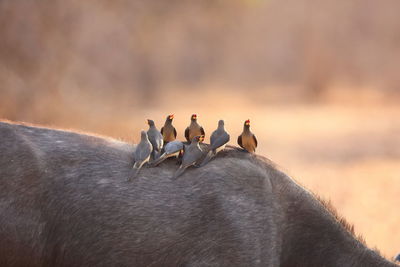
[150,153,167,166]
[200,150,215,167]
[173,166,185,179]
[128,162,142,181]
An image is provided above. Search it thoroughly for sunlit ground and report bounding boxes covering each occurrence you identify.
[3,89,400,258]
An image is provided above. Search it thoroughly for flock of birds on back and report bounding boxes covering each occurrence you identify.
[130,114,258,180]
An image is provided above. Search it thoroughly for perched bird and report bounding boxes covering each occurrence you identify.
[237,119,257,153]
[151,140,184,166]
[200,120,230,166]
[173,135,205,178]
[147,119,164,160]
[185,114,205,143]
[129,131,153,180]
[160,114,177,143]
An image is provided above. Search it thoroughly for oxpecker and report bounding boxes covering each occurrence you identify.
[151,140,184,166]
[200,120,230,166]
[129,131,152,180]
[160,114,177,143]
[237,119,257,153]
[184,114,205,143]
[173,135,204,178]
[147,119,164,159]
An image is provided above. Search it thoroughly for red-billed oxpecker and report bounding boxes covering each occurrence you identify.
[160,114,177,143]
[237,119,257,153]
[129,130,152,180]
[184,114,205,143]
[173,135,205,178]
[151,140,184,166]
[146,119,164,160]
[200,120,230,166]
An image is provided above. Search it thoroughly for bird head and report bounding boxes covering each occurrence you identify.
[140,130,148,140]
[244,119,250,127]
[168,114,174,121]
[147,119,155,126]
[192,135,204,143]
[191,114,197,121]
[218,120,224,127]
[199,135,205,142]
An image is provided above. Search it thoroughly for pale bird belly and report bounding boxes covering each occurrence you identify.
[242,137,256,152]
[166,151,180,158]
[189,127,202,141]
[164,131,175,142]
[215,144,226,153]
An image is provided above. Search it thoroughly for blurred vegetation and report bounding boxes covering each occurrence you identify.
[1,0,400,123]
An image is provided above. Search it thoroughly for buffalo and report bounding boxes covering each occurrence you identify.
[0,121,397,266]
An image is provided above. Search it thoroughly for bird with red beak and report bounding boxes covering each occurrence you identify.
[161,114,177,143]
[237,119,257,153]
[174,135,205,178]
[184,114,205,143]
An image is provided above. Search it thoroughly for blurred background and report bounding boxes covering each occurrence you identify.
[0,0,399,258]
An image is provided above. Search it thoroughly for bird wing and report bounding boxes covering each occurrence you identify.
[173,141,184,153]
[181,145,194,166]
[149,130,163,150]
[210,130,218,145]
[165,141,183,154]
[253,134,258,147]
[237,135,243,148]
[151,153,167,166]
[193,147,205,164]
[136,143,152,161]
[157,132,164,147]
[211,133,230,150]
[183,146,203,167]
[200,127,205,137]
[149,139,158,151]
[147,130,157,146]
[156,139,163,151]
[173,127,177,138]
[184,127,190,142]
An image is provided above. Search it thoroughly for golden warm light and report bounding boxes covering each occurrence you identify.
[0,0,399,260]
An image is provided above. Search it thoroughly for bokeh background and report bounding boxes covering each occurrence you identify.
[1,0,399,258]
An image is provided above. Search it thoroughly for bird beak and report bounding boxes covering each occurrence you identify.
[169,114,174,119]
